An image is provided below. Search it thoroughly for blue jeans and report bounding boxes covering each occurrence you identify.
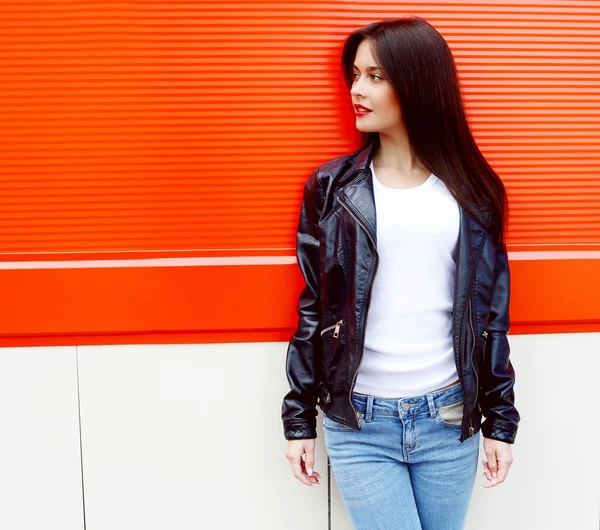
[323,380,480,530]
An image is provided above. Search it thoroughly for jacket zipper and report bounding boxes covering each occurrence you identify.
[458,223,490,443]
[320,319,344,338]
[468,297,478,446]
[337,194,379,426]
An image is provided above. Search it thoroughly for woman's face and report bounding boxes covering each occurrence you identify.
[350,39,402,134]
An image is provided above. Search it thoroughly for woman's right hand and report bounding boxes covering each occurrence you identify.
[286,439,321,486]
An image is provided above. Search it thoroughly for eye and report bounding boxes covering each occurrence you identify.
[351,72,383,81]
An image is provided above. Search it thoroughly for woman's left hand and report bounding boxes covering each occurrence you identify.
[481,437,513,488]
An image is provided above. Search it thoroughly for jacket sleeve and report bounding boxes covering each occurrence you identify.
[479,240,521,444]
[281,168,324,440]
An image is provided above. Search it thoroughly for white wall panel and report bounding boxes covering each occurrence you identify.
[77,342,328,529]
[0,346,83,530]
[1,335,598,528]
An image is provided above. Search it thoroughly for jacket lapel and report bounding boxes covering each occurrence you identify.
[338,139,489,259]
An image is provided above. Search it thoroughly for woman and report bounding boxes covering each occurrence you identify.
[282,17,520,530]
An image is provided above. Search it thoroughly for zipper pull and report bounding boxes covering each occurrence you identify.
[333,319,343,338]
[469,426,475,446]
[482,330,488,340]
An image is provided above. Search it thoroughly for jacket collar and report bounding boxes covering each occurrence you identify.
[338,138,490,246]
[341,136,379,185]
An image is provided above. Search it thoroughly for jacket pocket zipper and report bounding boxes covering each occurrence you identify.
[468,297,478,446]
[468,299,490,445]
[321,319,344,338]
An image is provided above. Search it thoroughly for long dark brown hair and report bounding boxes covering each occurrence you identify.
[341,17,509,245]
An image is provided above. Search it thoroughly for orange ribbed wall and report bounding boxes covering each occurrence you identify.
[0,1,599,346]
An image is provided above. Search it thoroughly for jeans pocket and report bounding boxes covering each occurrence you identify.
[323,411,362,432]
[436,399,464,428]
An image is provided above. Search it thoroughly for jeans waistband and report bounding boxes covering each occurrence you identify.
[351,380,464,421]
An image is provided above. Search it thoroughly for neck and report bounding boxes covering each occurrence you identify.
[373,129,426,174]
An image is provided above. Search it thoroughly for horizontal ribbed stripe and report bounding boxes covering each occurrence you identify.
[0,250,598,270]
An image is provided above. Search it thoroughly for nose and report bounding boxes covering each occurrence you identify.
[350,76,366,99]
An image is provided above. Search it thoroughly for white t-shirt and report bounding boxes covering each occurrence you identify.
[353,160,461,398]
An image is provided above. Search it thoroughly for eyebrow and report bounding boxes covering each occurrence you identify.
[352,64,382,72]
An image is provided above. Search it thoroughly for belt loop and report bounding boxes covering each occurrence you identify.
[365,395,374,422]
[426,393,436,418]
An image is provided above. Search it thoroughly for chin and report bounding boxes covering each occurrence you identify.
[355,120,377,131]
[356,125,380,133]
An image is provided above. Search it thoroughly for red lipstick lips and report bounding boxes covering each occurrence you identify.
[354,104,372,116]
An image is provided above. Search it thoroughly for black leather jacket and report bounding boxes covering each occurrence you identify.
[281,141,520,445]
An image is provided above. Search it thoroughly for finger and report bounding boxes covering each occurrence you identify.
[300,457,320,484]
[495,460,511,482]
[482,476,502,489]
[482,460,492,481]
[304,447,315,477]
[290,457,312,486]
[485,449,499,478]
[482,460,508,488]
[293,462,313,485]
